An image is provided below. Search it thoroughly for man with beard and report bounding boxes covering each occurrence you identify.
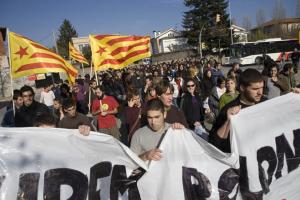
[209,69,266,153]
[92,85,120,140]
[58,98,91,135]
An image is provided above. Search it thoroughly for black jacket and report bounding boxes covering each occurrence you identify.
[15,101,50,127]
[181,93,205,129]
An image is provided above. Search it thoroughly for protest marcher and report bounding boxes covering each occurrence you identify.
[92,85,121,140]
[15,85,50,127]
[208,76,226,118]
[209,69,266,153]
[86,79,98,112]
[142,75,153,101]
[180,79,205,130]
[211,62,225,85]
[130,98,184,162]
[60,83,74,101]
[264,64,289,99]
[39,83,55,110]
[218,76,239,111]
[58,98,92,135]
[278,63,297,94]
[227,62,243,87]
[201,69,215,100]
[123,88,144,143]
[52,98,64,124]
[155,79,188,128]
[33,112,56,128]
[72,80,87,114]
[1,90,23,127]
[291,48,300,73]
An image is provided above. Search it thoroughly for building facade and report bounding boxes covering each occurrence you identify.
[151,28,189,54]
[250,18,300,39]
[71,37,90,54]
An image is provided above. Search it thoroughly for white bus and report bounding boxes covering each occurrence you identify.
[229,38,300,65]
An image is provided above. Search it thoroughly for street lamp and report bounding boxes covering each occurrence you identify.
[199,21,208,58]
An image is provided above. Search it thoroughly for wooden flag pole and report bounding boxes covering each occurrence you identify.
[81,62,85,76]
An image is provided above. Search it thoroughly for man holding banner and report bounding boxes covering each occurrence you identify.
[209,68,266,153]
[130,98,184,162]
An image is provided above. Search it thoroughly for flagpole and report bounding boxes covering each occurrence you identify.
[81,62,85,76]
[7,28,16,116]
[87,62,94,115]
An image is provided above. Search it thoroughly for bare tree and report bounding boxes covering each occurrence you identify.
[256,9,266,26]
[296,0,300,17]
[242,16,252,31]
[272,0,286,20]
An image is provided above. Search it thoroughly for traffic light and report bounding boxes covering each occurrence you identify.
[216,14,221,23]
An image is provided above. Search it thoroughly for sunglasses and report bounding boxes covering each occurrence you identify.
[187,84,195,88]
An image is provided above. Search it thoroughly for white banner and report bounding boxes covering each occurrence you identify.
[231,93,300,200]
[138,129,240,200]
[0,128,147,199]
[1,93,300,200]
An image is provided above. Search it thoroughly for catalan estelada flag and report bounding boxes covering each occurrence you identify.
[9,31,78,83]
[69,42,89,65]
[89,34,151,71]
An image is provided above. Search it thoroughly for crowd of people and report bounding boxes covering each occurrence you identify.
[1,57,300,162]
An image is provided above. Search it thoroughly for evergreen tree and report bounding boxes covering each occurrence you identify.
[57,19,78,59]
[182,0,230,52]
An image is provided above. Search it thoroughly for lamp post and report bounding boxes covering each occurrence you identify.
[199,21,208,58]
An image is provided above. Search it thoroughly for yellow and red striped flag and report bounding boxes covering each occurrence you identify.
[89,34,151,71]
[69,42,89,65]
[9,31,78,83]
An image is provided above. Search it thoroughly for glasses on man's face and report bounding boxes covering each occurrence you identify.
[187,84,195,88]
[22,94,33,98]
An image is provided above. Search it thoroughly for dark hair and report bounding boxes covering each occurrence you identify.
[43,82,51,88]
[146,98,165,113]
[126,88,140,101]
[62,98,76,110]
[95,85,106,94]
[89,79,97,85]
[33,113,56,127]
[20,85,35,96]
[216,76,226,87]
[282,63,293,73]
[53,97,62,104]
[13,89,21,100]
[232,62,239,68]
[240,69,263,87]
[145,75,153,81]
[60,83,70,92]
[155,79,174,96]
[226,76,236,84]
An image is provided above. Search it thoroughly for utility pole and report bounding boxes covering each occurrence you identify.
[228,0,233,44]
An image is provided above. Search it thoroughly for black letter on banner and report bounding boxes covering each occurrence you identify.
[218,168,239,200]
[44,168,88,200]
[110,165,142,200]
[239,156,263,200]
[89,161,112,200]
[17,173,40,200]
[257,146,277,194]
[182,167,211,199]
[275,132,300,178]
